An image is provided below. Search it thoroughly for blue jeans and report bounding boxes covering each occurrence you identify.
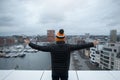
[52,71,68,80]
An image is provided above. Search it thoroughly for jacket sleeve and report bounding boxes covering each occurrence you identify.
[69,42,94,51]
[29,42,52,52]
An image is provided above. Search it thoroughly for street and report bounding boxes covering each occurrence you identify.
[70,50,101,70]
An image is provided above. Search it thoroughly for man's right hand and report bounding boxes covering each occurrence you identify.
[93,40,99,46]
[24,39,30,44]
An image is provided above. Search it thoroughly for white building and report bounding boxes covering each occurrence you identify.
[99,42,120,70]
[90,44,104,66]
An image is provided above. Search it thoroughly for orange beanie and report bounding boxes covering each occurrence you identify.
[55,29,65,41]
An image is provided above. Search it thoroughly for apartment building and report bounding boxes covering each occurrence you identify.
[90,44,104,66]
[99,43,120,70]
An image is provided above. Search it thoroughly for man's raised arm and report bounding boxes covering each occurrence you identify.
[24,39,52,52]
[69,40,99,51]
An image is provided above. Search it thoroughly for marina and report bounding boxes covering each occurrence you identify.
[0,44,51,70]
[0,44,36,58]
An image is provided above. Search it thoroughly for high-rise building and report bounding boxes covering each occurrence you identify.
[117,32,120,42]
[110,30,117,43]
[85,33,90,39]
[47,30,55,42]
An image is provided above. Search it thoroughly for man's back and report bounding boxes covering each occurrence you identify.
[50,42,71,72]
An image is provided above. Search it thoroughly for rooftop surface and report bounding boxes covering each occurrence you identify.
[0,70,120,80]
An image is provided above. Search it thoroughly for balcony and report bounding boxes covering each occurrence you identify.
[0,70,120,80]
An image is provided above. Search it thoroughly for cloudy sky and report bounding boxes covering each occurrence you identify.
[0,0,120,36]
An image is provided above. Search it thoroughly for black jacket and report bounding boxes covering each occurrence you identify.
[29,41,94,72]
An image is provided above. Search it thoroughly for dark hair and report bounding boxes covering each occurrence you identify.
[59,29,64,34]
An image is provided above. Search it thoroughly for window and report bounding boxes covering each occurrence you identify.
[103,63,108,67]
[104,60,109,63]
[100,61,103,64]
[100,58,103,61]
[96,51,99,54]
[111,58,114,61]
[114,49,117,52]
[111,66,113,69]
[103,48,112,51]
[103,52,109,56]
[101,54,103,57]
[91,49,95,51]
[111,44,115,46]
[111,53,114,56]
[103,67,109,70]
[116,53,120,58]
[111,62,114,65]
[91,55,95,57]
[104,56,109,59]
[101,50,103,53]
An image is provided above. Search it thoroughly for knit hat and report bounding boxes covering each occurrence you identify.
[55,29,65,41]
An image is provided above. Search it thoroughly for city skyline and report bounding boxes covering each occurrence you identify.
[0,0,120,36]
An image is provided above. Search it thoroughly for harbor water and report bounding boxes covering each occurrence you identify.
[0,51,51,70]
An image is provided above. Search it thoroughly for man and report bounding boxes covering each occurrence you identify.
[24,29,99,80]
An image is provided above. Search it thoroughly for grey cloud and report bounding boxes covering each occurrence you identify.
[0,16,14,26]
[0,0,20,26]
[0,0,120,36]
[40,13,64,24]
